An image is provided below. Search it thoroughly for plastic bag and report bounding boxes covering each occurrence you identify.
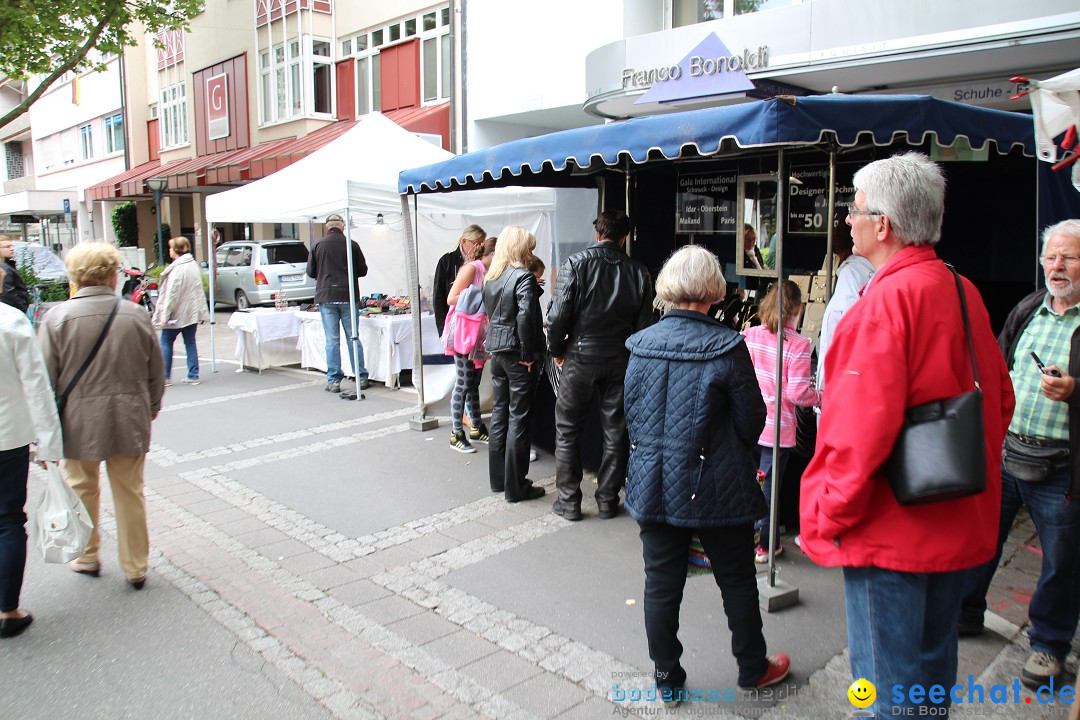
[31,464,93,564]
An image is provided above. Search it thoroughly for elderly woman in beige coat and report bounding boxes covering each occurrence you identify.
[152,236,209,386]
[37,242,165,589]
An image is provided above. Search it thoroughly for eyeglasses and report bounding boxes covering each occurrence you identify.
[1039,255,1080,267]
[846,203,882,218]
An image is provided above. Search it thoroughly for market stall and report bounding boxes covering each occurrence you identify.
[206,112,557,404]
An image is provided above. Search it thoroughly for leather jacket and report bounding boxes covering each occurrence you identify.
[482,267,545,361]
[433,247,465,335]
[547,240,654,361]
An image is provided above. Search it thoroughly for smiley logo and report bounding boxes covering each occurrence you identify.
[847,678,876,708]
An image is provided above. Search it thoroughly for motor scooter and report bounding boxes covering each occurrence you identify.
[120,267,157,313]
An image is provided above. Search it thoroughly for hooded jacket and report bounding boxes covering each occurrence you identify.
[624,310,767,527]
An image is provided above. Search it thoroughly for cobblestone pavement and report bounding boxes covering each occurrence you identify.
[4,325,1077,719]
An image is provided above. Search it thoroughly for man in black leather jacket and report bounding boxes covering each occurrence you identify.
[546,210,654,520]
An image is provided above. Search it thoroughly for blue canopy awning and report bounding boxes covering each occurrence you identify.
[399,95,1035,194]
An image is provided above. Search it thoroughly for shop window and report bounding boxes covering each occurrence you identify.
[273,223,298,239]
[105,112,124,153]
[79,123,94,160]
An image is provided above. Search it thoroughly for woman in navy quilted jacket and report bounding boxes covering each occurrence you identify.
[624,245,790,702]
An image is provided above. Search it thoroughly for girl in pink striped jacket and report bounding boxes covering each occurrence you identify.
[742,280,820,563]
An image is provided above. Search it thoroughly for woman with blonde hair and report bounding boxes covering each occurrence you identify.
[625,245,789,700]
[434,224,485,336]
[742,279,819,563]
[152,236,209,386]
[482,227,546,502]
[37,242,165,589]
[444,236,497,453]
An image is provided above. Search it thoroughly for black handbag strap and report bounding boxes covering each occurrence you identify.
[946,263,980,392]
[57,299,121,411]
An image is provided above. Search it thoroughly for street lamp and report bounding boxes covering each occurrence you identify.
[147,177,168,266]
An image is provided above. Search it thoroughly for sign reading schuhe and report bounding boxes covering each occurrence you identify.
[676,171,738,234]
[786,163,857,235]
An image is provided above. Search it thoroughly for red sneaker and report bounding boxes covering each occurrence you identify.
[747,654,790,689]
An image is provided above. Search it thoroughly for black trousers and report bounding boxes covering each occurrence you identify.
[553,359,628,509]
[0,445,30,613]
[638,522,768,689]
[488,353,534,501]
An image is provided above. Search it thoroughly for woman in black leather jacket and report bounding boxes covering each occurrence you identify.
[482,226,546,503]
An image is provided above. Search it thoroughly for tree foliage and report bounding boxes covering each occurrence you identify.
[111,201,138,247]
[0,0,204,129]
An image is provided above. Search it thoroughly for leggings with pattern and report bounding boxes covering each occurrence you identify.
[451,353,483,433]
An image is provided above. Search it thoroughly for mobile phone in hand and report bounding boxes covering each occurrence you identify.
[1030,351,1063,377]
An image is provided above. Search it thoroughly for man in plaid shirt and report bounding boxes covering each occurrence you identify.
[960,218,1080,690]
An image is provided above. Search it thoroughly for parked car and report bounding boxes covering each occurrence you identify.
[213,239,315,309]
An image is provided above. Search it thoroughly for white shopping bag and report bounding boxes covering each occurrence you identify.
[30,464,93,563]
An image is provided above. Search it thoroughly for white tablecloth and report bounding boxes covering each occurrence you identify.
[297,311,439,387]
[227,309,303,370]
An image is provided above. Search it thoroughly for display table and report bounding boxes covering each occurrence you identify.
[297,311,440,388]
[227,308,303,371]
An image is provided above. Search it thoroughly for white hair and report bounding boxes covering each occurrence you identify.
[852,152,946,246]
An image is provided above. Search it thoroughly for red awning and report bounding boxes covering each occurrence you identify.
[86,159,162,201]
[246,118,360,179]
[382,102,449,149]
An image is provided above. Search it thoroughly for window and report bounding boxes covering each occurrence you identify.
[353,7,451,114]
[273,223,299,240]
[5,142,25,180]
[671,0,766,26]
[342,39,352,56]
[104,113,124,153]
[79,124,94,160]
[160,81,188,149]
[266,242,308,264]
[259,35,334,124]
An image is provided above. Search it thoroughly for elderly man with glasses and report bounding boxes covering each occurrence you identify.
[960,218,1080,691]
[800,153,1014,718]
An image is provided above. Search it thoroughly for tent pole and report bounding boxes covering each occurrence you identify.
[760,146,799,612]
[202,193,216,374]
[402,192,435,431]
[344,208,361,401]
[824,147,837,304]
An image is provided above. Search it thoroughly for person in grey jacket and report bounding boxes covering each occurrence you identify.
[482,226,546,504]
[152,236,209,385]
[38,242,165,590]
[624,245,789,702]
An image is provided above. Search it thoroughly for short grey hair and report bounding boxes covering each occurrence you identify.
[1042,219,1080,248]
[655,245,726,309]
[853,152,946,247]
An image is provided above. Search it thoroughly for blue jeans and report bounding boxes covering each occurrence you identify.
[757,446,790,549]
[0,445,30,613]
[844,566,965,718]
[961,463,1080,659]
[160,324,199,380]
[320,303,367,384]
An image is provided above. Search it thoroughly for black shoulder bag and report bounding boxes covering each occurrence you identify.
[883,265,987,505]
[56,299,121,416]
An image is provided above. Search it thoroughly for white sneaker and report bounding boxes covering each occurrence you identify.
[529,448,538,462]
[180,378,201,385]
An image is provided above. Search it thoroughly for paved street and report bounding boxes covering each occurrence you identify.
[2,311,1077,719]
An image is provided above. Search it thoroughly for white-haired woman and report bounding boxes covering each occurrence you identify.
[38,242,165,590]
[482,226,546,503]
[624,245,790,703]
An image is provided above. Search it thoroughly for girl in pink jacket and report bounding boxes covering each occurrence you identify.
[743,280,820,563]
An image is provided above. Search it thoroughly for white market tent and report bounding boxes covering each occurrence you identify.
[205,111,557,415]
